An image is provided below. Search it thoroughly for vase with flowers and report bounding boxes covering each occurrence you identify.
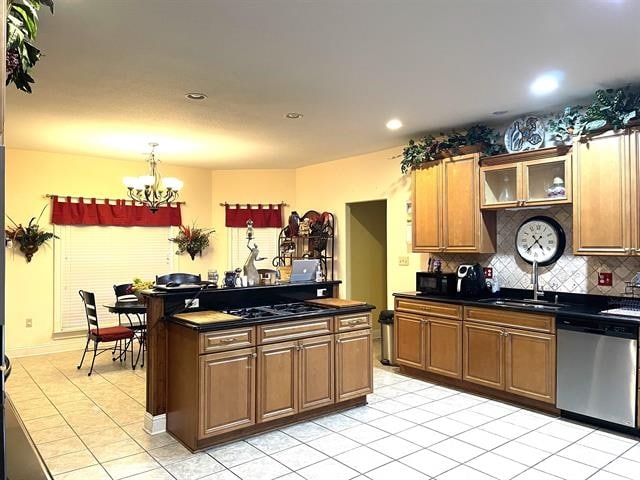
[5,205,58,262]
[170,223,215,260]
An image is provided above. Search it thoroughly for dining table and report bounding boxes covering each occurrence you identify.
[104,301,147,368]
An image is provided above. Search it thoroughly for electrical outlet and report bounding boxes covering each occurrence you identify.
[185,298,199,308]
[25,318,32,328]
[398,256,410,266]
[483,267,493,279]
[316,288,327,297]
[598,272,613,287]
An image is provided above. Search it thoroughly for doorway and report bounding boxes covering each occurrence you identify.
[346,200,387,338]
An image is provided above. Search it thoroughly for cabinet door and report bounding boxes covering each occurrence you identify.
[257,341,298,423]
[505,329,556,404]
[574,132,631,255]
[394,313,425,369]
[412,163,442,252]
[463,322,505,390]
[299,335,335,411]
[443,155,480,252]
[199,348,256,438]
[425,318,462,379]
[480,164,520,209]
[631,130,640,252]
[522,155,572,206]
[336,329,372,401]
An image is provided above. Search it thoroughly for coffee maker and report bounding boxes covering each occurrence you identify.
[456,263,486,296]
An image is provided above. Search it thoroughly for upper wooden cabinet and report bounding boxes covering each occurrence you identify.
[573,130,638,255]
[480,148,572,209]
[412,153,496,253]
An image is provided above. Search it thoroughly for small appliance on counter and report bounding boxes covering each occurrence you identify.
[456,263,486,296]
[416,271,457,296]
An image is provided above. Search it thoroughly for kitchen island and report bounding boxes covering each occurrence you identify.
[144,281,374,450]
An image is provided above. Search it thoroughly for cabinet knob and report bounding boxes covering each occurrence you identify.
[251,352,257,358]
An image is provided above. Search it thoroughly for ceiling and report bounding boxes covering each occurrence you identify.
[6,0,640,169]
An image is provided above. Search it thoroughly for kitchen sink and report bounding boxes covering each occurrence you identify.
[477,297,568,311]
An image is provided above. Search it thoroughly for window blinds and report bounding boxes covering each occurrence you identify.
[228,228,279,271]
[54,225,174,333]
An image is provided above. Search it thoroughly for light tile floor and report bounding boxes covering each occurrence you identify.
[7,344,640,480]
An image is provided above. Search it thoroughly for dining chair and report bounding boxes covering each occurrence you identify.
[155,272,201,285]
[113,283,147,368]
[76,290,135,376]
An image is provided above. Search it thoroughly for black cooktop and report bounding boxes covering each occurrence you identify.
[225,302,327,319]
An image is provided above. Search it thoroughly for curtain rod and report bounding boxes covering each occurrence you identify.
[44,194,185,205]
[220,201,288,207]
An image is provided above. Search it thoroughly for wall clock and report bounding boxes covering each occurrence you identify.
[515,216,566,266]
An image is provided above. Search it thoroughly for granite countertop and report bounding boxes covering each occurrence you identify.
[393,289,640,325]
[168,303,376,332]
[145,280,341,297]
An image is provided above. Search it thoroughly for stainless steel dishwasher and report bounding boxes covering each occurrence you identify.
[556,315,638,428]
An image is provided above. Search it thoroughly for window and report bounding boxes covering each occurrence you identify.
[54,225,174,333]
[228,228,279,271]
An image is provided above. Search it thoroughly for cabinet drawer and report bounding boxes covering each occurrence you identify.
[200,327,256,354]
[335,313,372,332]
[464,307,554,333]
[395,298,462,319]
[258,317,333,344]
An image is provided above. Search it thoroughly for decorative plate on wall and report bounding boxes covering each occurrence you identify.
[504,116,545,153]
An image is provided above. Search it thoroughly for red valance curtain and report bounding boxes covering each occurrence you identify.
[225,204,283,228]
[51,196,182,226]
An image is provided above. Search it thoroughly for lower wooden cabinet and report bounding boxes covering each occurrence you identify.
[426,318,462,379]
[299,335,335,411]
[336,329,373,401]
[505,328,556,403]
[463,321,556,404]
[463,321,505,389]
[395,313,425,369]
[257,341,299,423]
[199,348,256,438]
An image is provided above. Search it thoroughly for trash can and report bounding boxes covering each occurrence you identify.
[378,310,395,366]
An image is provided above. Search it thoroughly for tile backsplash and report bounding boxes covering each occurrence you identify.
[437,205,640,296]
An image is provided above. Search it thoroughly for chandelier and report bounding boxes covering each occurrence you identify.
[123,143,183,213]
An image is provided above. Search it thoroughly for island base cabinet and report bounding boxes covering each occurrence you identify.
[463,322,505,390]
[395,313,425,369]
[336,329,373,401]
[426,318,462,379]
[257,341,298,423]
[505,329,556,404]
[199,348,256,439]
[299,335,335,411]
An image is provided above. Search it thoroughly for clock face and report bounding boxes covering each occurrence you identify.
[515,216,566,266]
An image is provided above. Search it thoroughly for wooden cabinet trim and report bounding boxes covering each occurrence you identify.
[395,298,462,319]
[257,317,333,344]
[335,313,372,332]
[199,327,256,354]
[464,306,554,333]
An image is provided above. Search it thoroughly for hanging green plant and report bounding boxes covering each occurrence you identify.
[6,0,55,93]
[5,205,58,262]
[169,223,215,260]
[581,86,640,134]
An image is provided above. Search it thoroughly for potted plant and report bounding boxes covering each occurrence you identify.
[580,86,640,134]
[5,205,58,262]
[129,278,154,300]
[169,223,215,260]
[6,0,55,93]
[547,106,585,145]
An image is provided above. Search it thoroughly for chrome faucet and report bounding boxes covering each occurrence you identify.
[532,260,544,300]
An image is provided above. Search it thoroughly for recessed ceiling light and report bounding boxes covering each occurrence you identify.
[386,118,403,130]
[492,110,509,116]
[530,72,562,96]
[285,112,304,119]
[185,92,207,100]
